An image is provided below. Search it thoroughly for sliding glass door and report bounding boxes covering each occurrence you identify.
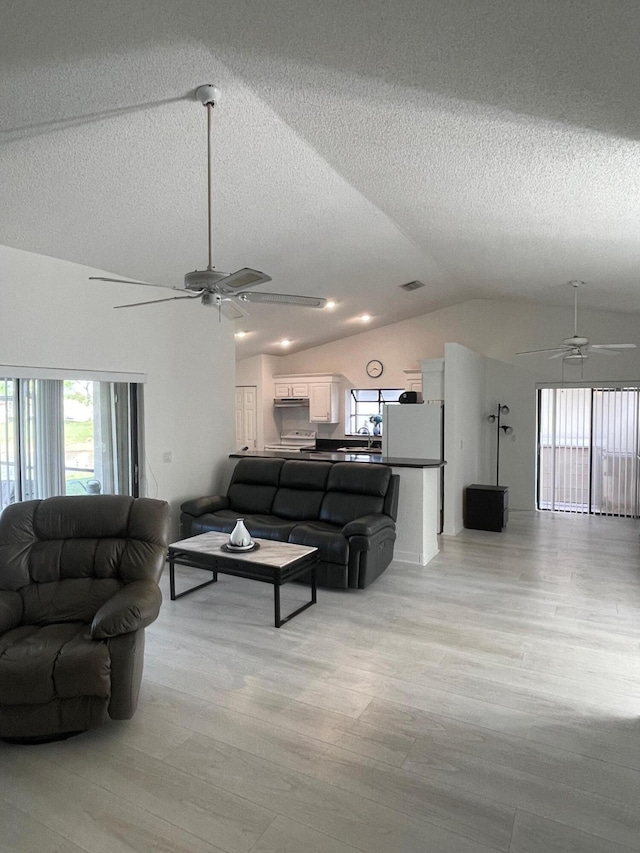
[0,376,140,511]
[538,386,640,517]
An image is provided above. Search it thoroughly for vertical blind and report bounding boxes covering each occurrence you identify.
[0,376,140,511]
[538,386,640,517]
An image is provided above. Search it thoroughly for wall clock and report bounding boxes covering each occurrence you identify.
[366,359,384,378]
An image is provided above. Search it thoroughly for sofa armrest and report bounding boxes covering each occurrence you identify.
[0,590,23,633]
[90,580,162,639]
[181,495,229,516]
[342,513,395,538]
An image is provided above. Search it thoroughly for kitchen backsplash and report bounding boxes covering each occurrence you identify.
[280,409,345,439]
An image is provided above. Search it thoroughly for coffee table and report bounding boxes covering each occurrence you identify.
[167,532,318,627]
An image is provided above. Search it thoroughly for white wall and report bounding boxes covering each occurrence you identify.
[1,244,236,534]
[483,358,537,510]
[443,343,485,535]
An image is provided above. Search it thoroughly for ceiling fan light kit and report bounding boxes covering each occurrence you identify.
[90,84,327,323]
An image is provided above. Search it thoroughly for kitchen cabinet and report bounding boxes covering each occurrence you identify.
[309,382,339,422]
[274,380,309,398]
[273,373,342,422]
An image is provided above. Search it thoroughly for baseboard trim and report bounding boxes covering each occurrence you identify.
[393,545,439,566]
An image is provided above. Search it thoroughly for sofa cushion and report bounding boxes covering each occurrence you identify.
[272,460,332,521]
[319,462,392,527]
[188,510,298,541]
[288,521,349,565]
[280,461,332,490]
[226,457,285,515]
[326,462,392,497]
[241,515,299,540]
[0,622,110,704]
[227,483,279,514]
[190,510,253,535]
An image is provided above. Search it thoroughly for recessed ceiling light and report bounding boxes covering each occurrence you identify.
[280,339,291,347]
[234,330,248,338]
[360,314,371,323]
[325,300,337,310]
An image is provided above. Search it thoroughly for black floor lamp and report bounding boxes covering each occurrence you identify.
[488,404,513,486]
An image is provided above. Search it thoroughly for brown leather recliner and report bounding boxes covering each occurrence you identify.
[0,495,170,741]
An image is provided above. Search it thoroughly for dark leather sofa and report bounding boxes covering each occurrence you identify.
[180,458,399,589]
[0,495,170,741]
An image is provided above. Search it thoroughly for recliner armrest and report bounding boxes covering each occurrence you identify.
[180,495,229,516]
[342,513,395,538]
[90,580,162,639]
[0,590,23,633]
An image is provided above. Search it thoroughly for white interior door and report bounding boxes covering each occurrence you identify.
[235,386,257,450]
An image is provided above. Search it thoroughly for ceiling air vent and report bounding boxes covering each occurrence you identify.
[399,280,425,292]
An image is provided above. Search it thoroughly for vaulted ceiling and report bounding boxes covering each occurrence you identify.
[2,1,640,357]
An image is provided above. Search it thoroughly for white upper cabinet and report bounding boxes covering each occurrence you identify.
[274,380,309,398]
[273,373,342,422]
[309,382,339,422]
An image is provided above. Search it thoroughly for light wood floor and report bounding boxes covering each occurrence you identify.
[2,510,640,852]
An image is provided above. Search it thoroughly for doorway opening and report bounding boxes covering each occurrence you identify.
[537,385,640,517]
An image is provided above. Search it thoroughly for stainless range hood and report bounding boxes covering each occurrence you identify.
[274,397,310,408]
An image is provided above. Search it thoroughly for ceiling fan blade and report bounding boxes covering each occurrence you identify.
[217,268,272,290]
[238,291,327,307]
[90,276,179,290]
[516,347,567,355]
[115,292,204,309]
[549,350,580,360]
[588,347,619,356]
[590,343,637,350]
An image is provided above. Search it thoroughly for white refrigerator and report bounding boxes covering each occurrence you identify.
[382,402,444,531]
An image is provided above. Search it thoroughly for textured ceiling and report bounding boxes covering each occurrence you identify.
[2,1,640,357]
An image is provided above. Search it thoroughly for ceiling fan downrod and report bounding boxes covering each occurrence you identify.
[195,84,221,273]
[571,280,583,338]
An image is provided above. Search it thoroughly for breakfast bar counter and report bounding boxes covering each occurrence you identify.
[230,449,444,468]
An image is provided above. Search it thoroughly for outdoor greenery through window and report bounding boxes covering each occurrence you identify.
[0,376,140,511]
[347,389,403,435]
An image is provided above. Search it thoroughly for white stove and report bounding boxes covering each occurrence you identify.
[264,429,317,452]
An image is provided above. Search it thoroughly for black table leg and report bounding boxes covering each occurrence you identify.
[274,562,317,628]
[169,553,218,601]
[274,582,281,628]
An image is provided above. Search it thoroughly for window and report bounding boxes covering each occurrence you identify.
[0,375,141,511]
[347,388,403,435]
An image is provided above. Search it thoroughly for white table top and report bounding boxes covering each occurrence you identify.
[168,532,318,568]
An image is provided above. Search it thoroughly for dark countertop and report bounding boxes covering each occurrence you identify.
[230,450,445,468]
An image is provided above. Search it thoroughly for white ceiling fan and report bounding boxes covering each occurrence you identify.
[516,280,636,361]
[90,84,327,320]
